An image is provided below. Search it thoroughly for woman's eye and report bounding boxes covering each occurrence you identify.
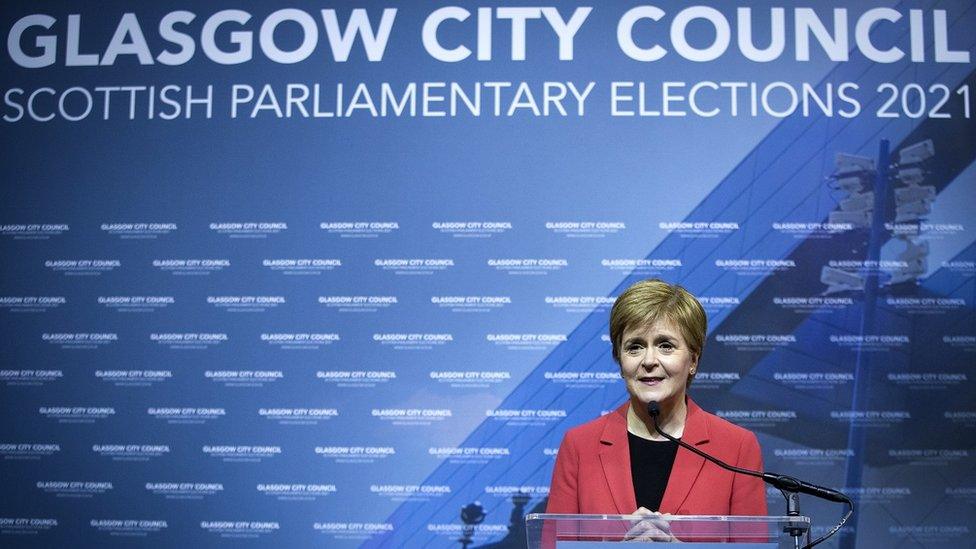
[658,342,675,352]
[625,344,643,354]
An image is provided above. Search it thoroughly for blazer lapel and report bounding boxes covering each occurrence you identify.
[659,398,710,513]
[598,404,637,514]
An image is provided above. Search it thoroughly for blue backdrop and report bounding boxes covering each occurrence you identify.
[1,1,974,547]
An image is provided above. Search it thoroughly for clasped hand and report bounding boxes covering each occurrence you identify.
[623,507,679,543]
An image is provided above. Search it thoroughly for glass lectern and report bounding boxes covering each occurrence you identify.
[526,514,811,548]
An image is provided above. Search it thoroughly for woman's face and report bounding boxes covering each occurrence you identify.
[618,319,698,409]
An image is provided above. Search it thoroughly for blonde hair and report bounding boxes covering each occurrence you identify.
[609,279,707,368]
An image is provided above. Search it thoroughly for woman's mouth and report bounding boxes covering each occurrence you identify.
[639,376,664,386]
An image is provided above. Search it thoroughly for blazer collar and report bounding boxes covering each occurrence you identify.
[598,398,711,514]
[598,403,637,514]
[659,397,709,513]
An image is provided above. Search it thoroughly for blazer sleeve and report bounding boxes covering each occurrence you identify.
[546,431,580,513]
[730,430,768,516]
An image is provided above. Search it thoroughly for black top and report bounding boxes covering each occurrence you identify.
[627,432,680,511]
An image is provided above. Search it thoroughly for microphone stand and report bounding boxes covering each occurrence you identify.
[647,401,853,549]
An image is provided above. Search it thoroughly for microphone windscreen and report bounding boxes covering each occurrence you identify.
[647,401,660,417]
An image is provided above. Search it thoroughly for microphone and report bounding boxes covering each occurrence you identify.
[646,401,850,504]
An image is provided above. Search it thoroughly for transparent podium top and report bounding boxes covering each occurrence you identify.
[525,514,810,548]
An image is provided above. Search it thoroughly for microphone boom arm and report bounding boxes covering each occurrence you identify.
[646,401,853,549]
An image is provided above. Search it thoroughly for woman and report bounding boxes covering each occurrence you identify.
[546,278,767,520]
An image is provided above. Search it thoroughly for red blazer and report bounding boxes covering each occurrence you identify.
[546,398,767,516]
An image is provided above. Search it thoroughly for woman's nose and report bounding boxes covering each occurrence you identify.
[640,349,658,368]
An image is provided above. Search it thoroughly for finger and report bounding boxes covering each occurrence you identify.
[642,516,675,539]
[624,518,670,541]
